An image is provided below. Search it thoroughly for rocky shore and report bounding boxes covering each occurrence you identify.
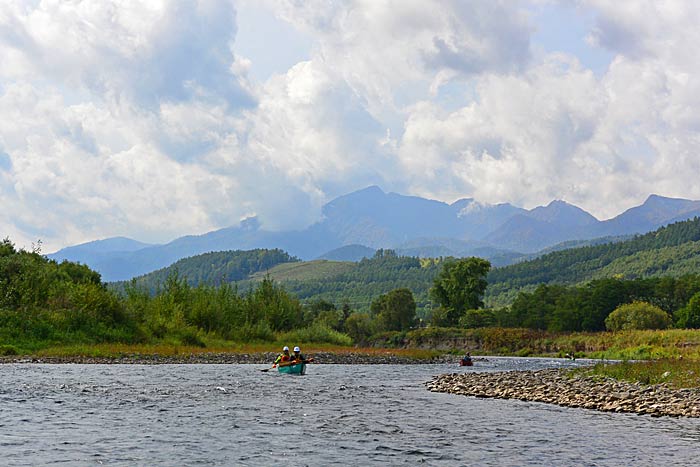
[427,368,700,418]
[0,351,454,365]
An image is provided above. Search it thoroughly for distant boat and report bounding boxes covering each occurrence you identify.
[278,361,307,375]
[460,358,473,367]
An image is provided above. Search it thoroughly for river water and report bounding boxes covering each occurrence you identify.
[1,357,699,466]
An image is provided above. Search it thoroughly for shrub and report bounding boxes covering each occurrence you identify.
[459,308,496,328]
[675,292,700,329]
[605,301,672,331]
[343,312,373,344]
[230,321,275,342]
[177,327,207,347]
[277,322,352,346]
[428,307,454,327]
[0,344,19,356]
[368,331,406,348]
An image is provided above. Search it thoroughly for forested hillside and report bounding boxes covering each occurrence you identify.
[243,250,441,316]
[111,248,440,317]
[486,217,700,304]
[114,249,298,291]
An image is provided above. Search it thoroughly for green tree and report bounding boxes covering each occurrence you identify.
[370,288,416,332]
[675,292,700,329]
[458,308,496,328]
[604,301,672,331]
[344,312,373,344]
[248,277,304,331]
[430,257,491,326]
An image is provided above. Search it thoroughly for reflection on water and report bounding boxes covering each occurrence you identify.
[1,358,699,466]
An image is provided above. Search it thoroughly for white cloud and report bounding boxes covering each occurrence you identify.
[2,0,700,251]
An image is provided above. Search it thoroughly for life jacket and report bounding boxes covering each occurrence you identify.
[275,353,291,364]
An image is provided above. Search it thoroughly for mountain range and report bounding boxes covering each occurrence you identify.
[48,186,700,282]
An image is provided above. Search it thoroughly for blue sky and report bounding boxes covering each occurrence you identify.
[1,0,699,252]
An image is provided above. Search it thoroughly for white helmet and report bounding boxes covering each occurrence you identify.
[283,346,289,351]
[293,346,300,352]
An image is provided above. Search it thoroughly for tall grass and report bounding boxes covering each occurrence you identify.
[400,327,700,359]
[277,323,353,346]
[575,359,700,388]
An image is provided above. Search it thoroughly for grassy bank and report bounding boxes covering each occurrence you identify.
[4,328,699,361]
[574,359,700,389]
[399,327,700,360]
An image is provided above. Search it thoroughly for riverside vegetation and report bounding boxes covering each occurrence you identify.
[2,233,700,391]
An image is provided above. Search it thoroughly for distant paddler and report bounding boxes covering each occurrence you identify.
[277,346,314,367]
[273,346,292,368]
[460,352,473,366]
[291,346,313,364]
[276,346,314,375]
[261,346,292,372]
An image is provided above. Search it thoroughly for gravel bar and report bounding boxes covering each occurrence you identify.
[427,368,700,418]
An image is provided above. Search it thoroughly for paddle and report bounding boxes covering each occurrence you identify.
[278,357,315,367]
[262,357,315,371]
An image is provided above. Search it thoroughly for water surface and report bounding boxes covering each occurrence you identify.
[2,357,699,466]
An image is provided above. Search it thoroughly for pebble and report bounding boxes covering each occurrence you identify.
[426,369,700,418]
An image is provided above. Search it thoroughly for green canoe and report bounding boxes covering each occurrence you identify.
[277,362,306,375]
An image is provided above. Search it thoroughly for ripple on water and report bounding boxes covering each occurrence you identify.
[0,359,699,466]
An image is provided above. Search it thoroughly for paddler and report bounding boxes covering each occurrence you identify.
[272,346,292,367]
[291,346,313,363]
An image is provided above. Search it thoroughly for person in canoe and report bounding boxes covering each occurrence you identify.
[290,346,313,364]
[272,346,292,368]
[460,352,473,366]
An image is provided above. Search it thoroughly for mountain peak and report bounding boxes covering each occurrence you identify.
[350,185,385,196]
[610,193,700,227]
[528,200,598,225]
[643,194,687,206]
[240,216,260,231]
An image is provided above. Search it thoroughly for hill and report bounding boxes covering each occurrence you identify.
[114,249,299,291]
[107,217,700,314]
[244,260,355,284]
[486,217,700,305]
[317,244,376,261]
[276,252,442,315]
[118,248,442,316]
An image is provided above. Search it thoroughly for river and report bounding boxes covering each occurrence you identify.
[1,357,699,466]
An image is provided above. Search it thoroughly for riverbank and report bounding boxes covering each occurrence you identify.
[398,327,700,360]
[0,347,450,365]
[427,368,700,418]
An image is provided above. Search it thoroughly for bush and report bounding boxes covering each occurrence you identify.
[368,331,406,348]
[605,301,672,331]
[277,323,352,346]
[0,344,19,356]
[177,327,207,347]
[675,292,700,329]
[230,321,275,342]
[428,307,454,327]
[343,312,373,344]
[459,309,496,328]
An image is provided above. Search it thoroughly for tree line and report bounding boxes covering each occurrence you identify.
[486,217,700,304]
[3,235,699,355]
[489,276,700,332]
[0,238,493,351]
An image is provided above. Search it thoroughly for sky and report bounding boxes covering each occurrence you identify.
[2,0,700,252]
